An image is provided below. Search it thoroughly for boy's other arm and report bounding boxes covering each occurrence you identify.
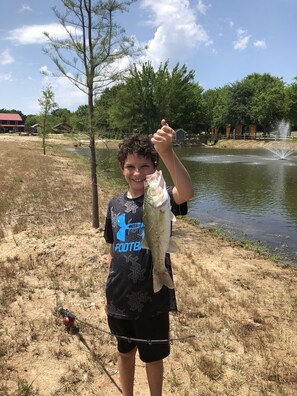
[152,121,194,205]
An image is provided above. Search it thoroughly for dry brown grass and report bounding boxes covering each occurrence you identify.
[1,135,297,395]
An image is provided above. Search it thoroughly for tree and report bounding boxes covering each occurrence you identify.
[52,108,72,123]
[93,85,121,137]
[72,105,89,132]
[284,77,297,128]
[221,73,285,133]
[38,85,58,155]
[202,86,231,131]
[25,114,39,128]
[44,0,141,228]
[107,61,202,134]
[227,79,254,127]
[247,73,285,132]
[162,63,203,132]
[211,86,231,130]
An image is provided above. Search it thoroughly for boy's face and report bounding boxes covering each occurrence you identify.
[121,153,155,198]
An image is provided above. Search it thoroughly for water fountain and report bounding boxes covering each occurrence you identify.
[267,120,295,160]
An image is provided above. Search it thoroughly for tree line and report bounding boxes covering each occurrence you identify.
[7,64,296,138]
[94,65,297,136]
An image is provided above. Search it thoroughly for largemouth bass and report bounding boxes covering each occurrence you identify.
[142,170,177,293]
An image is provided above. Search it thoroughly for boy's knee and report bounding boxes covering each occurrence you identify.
[146,359,163,368]
[119,347,137,360]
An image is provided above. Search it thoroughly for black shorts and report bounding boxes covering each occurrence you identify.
[107,313,170,363]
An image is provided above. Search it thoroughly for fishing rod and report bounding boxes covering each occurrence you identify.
[58,307,195,345]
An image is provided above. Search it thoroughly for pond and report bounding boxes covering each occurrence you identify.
[71,145,297,264]
[177,146,297,263]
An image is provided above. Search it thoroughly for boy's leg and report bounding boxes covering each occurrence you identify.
[107,316,138,396]
[118,347,137,396]
[146,359,164,396]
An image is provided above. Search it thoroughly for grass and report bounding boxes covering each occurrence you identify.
[14,379,39,396]
[183,216,285,263]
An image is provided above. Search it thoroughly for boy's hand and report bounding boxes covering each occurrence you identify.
[151,119,176,155]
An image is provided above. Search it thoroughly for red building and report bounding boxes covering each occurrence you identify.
[0,113,24,133]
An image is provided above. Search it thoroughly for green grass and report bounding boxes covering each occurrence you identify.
[183,216,284,263]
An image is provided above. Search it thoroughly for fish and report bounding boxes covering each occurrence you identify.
[142,170,177,293]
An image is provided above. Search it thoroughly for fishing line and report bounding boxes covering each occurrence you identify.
[58,307,195,345]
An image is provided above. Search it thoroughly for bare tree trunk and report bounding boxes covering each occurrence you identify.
[90,135,99,228]
[88,91,99,228]
[43,136,46,155]
[42,119,46,155]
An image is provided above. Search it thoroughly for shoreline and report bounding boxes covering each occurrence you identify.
[2,132,297,150]
[215,138,297,151]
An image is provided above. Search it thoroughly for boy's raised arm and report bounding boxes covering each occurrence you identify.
[151,120,194,205]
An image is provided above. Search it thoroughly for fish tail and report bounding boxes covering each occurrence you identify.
[153,270,174,293]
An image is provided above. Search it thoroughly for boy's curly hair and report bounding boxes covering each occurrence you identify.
[117,133,159,169]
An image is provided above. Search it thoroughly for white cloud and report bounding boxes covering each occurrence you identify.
[0,49,14,65]
[39,65,53,77]
[19,4,32,12]
[233,29,251,50]
[141,0,212,67]
[6,24,80,45]
[0,73,13,82]
[197,0,210,15]
[253,40,267,49]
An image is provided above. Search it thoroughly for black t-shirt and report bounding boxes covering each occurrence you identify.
[104,187,187,320]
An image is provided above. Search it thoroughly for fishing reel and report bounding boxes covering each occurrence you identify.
[58,307,79,334]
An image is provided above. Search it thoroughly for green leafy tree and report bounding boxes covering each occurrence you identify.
[108,61,202,134]
[247,73,285,132]
[202,86,231,131]
[284,77,297,128]
[94,85,122,137]
[43,0,141,228]
[189,82,206,133]
[38,85,58,155]
[24,115,39,127]
[220,73,285,134]
[52,108,72,124]
[201,89,219,129]
[211,86,231,130]
[162,63,203,132]
[72,105,88,132]
[227,79,254,127]
[108,62,158,133]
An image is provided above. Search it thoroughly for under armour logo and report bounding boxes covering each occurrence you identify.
[116,213,143,242]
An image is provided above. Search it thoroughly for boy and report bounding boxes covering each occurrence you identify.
[104,121,194,396]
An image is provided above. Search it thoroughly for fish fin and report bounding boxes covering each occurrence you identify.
[167,238,178,253]
[141,236,149,250]
[170,212,176,222]
[153,270,174,293]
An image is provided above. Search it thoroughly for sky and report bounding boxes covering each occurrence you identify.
[1,0,297,115]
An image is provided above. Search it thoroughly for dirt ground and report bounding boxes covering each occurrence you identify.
[1,135,297,396]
